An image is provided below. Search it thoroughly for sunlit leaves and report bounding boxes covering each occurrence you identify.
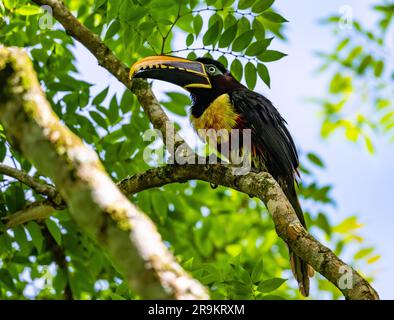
[245,38,272,56]
[193,14,203,36]
[26,222,44,253]
[252,0,275,13]
[232,30,254,52]
[307,153,325,168]
[46,219,62,246]
[261,11,288,23]
[162,92,190,116]
[317,6,394,147]
[251,257,264,283]
[104,20,121,40]
[218,22,238,48]
[203,21,220,45]
[245,62,257,89]
[257,278,287,293]
[238,0,255,10]
[258,50,287,62]
[257,63,270,88]
[15,5,42,16]
[231,58,243,81]
[374,60,384,77]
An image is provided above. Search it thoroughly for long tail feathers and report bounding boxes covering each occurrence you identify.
[280,177,313,297]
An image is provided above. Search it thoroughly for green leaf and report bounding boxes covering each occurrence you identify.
[252,0,275,13]
[193,14,203,36]
[162,92,190,116]
[0,142,6,162]
[105,20,121,40]
[45,219,62,246]
[108,95,119,125]
[257,278,287,293]
[251,257,264,283]
[336,38,350,51]
[120,89,135,114]
[316,212,331,235]
[365,135,374,154]
[374,60,384,77]
[245,38,273,56]
[152,193,167,222]
[186,33,194,47]
[0,234,12,254]
[231,59,243,81]
[217,55,228,68]
[3,0,16,10]
[90,111,108,129]
[26,221,44,253]
[203,21,220,45]
[252,19,266,41]
[258,50,287,62]
[187,51,197,60]
[238,0,255,10]
[231,264,252,284]
[232,30,254,52]
[92,87,109,106]
[257,63,270,87]
[94,0,107,11]
[53,269,67,294]
[307,153,325,168]
[345,46,363,65]
[357,55,372,74]
[219,22,238,48]
[0,269,15,290]
[261,11,288,23]
[15,5,42,15]
[13,226,30,254]
[245,62,257,89]
[183,257,194,270]
[354,247,374,260]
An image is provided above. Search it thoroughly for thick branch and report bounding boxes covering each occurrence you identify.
[118,164,380,300]
[0,47,208,300]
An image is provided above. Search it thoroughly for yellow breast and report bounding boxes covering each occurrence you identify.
[190,94,238,137]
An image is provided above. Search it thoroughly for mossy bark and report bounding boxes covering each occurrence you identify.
[0,47,208,300]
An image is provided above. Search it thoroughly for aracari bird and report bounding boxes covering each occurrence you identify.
[129,55,312,296]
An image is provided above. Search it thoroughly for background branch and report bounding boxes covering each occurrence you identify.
[0,163,60,201]
[0,47,208,300]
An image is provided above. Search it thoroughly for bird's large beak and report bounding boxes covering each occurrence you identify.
[129,56,211,89]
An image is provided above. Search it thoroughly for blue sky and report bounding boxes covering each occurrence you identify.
[73,0,393,298]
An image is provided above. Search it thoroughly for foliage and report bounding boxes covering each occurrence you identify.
[0,0,378,299]
[316,2,394,153]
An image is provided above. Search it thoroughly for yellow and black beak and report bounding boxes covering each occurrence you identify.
[129,55,211,89]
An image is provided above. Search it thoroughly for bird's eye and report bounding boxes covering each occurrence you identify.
[208,66,216,74]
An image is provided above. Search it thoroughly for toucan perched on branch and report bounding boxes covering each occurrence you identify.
[130,55,312,296]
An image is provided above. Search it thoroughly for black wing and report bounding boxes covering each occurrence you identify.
[230,89,299,179]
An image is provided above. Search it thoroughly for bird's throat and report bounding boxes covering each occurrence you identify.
[190,93,238,134]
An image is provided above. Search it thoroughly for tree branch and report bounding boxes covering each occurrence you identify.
[0,163,63,205]
[3,200,55,229]
[0,47,208,300]
[118,164,380,300]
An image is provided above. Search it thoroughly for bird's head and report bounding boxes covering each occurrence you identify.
[129,55,244,96]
